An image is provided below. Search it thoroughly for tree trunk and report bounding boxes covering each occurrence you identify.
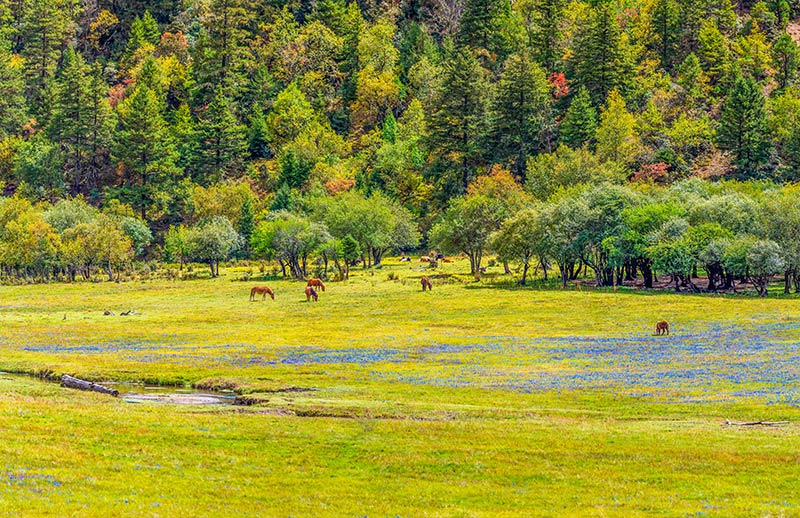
[641,262,653,289]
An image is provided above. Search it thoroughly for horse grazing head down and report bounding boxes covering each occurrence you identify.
[421,276,432,291]
[305,286,318,302]
[655,320,669,335]
[250,286,275,301]
[307,278,326,292]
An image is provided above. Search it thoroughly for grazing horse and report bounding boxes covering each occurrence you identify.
[307,278,326,292]
[655,320,670,335]
[305,286,318,302]
[420,256,430,263]
[250,286,275,301]
[421,276,433,291]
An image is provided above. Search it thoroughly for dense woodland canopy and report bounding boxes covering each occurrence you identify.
[2,0,800,293]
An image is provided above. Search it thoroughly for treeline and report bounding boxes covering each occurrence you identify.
[0,185,419,281]
[3,172,799,298]
[2,0,800,218]
[441,170,800,296]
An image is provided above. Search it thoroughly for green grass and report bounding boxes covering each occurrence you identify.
[0,259,799,516]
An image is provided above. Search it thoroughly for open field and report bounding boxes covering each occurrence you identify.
[1,259,799,516]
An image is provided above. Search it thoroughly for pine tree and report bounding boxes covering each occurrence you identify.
[270,182,295,211]
[197,86,247,184]
[428,46,490,193]
[573,1,626,104]
[649,0,679,71]
[457,0,510,58]
[247,102,271,159]
[491,51,550,181]
[192,0,254,102]
[596,89,641,165]
[560,86,597,149]
[530,0,564,72]
[717,75,772,178]
[84,62,115,197]
[48,48,114,197]
[49,47,89,193]
[123,16,146,63]
[113,85,180,221]
[20,0,77,117]
[381,111,397,144]
[171,103,200,176]
[141,10,160,45]
[697,20,729,85]
[676,53,710,102]
[772,34,800,90]
[0,38,27,137]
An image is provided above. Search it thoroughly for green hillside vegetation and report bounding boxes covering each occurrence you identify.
[2,0,800,293]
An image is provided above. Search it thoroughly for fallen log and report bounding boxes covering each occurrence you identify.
[725,419,789,427]
[61,374,119,397]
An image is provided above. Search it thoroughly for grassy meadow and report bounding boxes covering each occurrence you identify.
[1,259,799,516]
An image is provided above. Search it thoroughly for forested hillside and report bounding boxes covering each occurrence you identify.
[2,0,800,290]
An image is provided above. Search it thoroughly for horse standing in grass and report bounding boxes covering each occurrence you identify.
[250,286,275,301]
[307,278,326,292]
[655,320,670,335]
[421,276,432,291]
[305,286,318,302]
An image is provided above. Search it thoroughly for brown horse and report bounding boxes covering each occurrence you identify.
[307,278,326,292]
[421,276,432,291]
[655,320,670,335]
[250,286,275,301]
[305,286,318,302]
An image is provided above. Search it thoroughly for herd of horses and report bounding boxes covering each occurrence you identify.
[248,271,671,336]
[250,276,432,303]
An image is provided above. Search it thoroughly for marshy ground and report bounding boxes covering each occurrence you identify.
[0,259,798,516]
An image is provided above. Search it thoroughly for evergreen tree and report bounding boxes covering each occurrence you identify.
[19,0,77,117]
[113,85,180,221]
[457,0,510,58]
[697,20,729,85]
[560,86,597,149]
[717,75,772,178]
[192,0,254,102]
[491,51,550,181]
[123,16,146,63]
[49,49,114,197]
[772,34,800,91]
[573,1,626,104]
[649,0,680,71]
[428,46,490,194]
[676,53,709,102]
[381,110,397,144]
[596,89,641,165]
[270,182,295,211]
[529,0,564,72]
[197,86,247,184]
[0,38,27,137]
[141,10,160,45]
[247,102,271,159]
[171,103,200,175]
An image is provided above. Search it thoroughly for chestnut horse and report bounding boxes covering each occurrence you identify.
[305,286,318,302]
[655,320,669,335]
[421,276,432,291]
[250,286,275,301]
[307,278,326,292]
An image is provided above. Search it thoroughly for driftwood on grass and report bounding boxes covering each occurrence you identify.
[61,374,119,397]
[725,419,789,427]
